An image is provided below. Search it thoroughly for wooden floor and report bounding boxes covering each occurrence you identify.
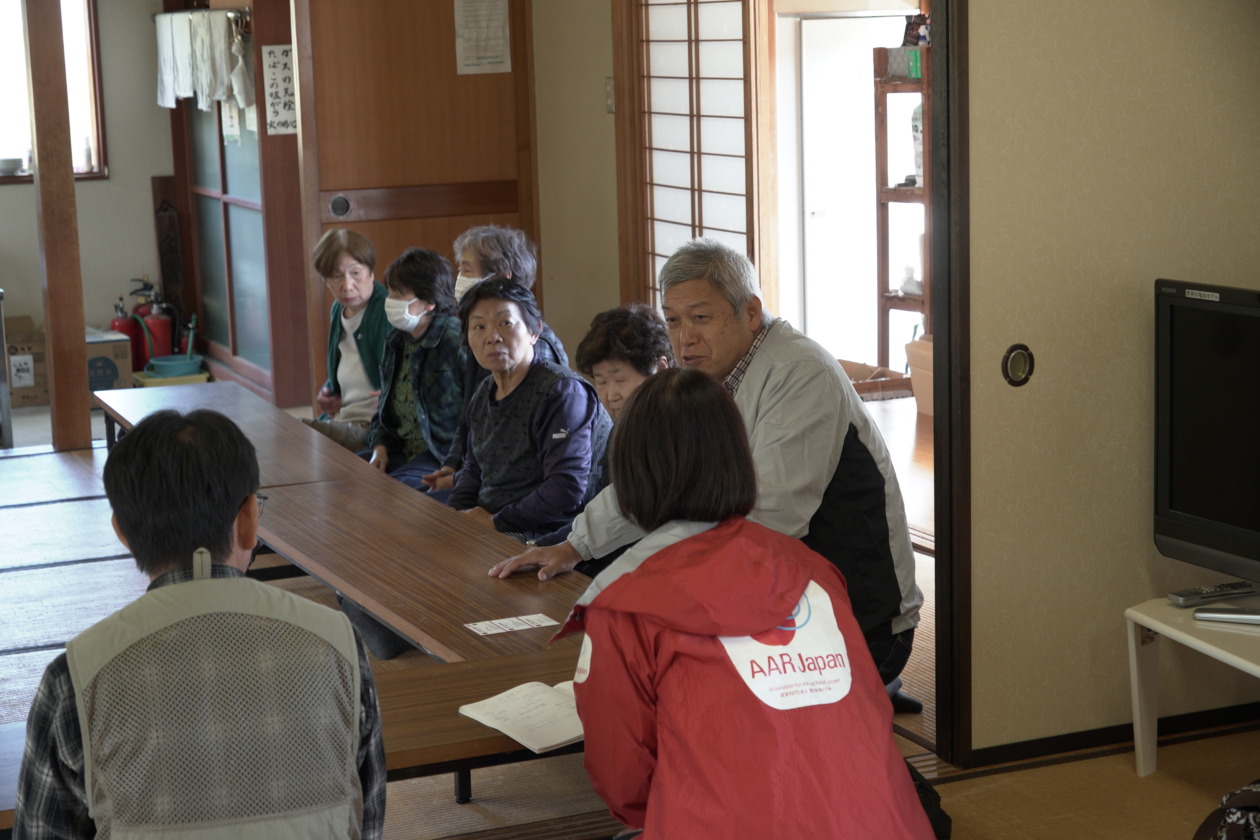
[864,394,934,545]
[863,395,937,752]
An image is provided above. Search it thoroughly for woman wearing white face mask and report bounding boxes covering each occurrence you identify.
[363,248,467,490]
[451,224,537,301]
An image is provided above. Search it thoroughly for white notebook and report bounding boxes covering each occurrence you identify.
[458,680,583,754]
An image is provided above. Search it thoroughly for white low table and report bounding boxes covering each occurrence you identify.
[1126,595,1260,776]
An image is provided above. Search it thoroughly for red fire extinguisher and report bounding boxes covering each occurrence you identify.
[110,298,145,373]
[126,277,175,366]
[142,304,174,359]
[129,276,158,317]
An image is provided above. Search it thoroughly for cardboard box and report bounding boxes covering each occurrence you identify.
[4,316,49,407]
[3,318,134,406]
[905,336,933,416]
[839,359,914,401]
[85,327,133,395]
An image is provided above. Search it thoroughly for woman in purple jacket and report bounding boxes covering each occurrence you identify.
[449,279,611,542]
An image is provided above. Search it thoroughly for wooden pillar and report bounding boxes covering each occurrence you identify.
[23,0,91,450]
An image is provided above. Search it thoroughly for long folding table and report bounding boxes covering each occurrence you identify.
[95,381,367,487]
[92,382,587,660]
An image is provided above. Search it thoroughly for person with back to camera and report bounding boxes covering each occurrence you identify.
[552,368,935,840]
[363,247,467,490]
[422,224,568,493]
[449,278,611,541]
[305,228,392,453]
[13,409,385,839]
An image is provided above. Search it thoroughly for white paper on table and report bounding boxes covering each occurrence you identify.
[465,620,509,635]
[464,614,560,635]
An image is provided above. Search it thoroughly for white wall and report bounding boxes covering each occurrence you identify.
[967,0,1260,749]
[1,0,172,331]
[775,0,917,12]
[532,0,622,356]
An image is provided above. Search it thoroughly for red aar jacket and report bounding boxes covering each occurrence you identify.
[555,517,934,839]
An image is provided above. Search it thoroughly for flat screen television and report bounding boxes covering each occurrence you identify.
[1154,278,1260,582]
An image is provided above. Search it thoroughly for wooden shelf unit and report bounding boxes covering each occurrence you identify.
[873,46,931,369]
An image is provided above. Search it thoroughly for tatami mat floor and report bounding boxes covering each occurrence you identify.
[2,405,108,450]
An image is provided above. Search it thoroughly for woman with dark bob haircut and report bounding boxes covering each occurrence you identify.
[574,304,672,422]
[553,368,935,840]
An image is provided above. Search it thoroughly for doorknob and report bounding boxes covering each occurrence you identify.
[329,195,351,218]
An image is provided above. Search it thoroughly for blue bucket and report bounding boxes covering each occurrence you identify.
[145,354,204,377]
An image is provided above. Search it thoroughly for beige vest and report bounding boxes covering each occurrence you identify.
[66,560,363,840]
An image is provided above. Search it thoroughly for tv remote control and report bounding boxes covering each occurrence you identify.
[1167,581,1259,607]
[1192,607,1260,626]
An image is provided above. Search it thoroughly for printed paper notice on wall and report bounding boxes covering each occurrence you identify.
[454,0,511,75]
[221,101,241,145]
[9,355,34,389]
[261,45,297,134]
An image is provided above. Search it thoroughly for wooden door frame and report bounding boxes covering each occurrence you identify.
[611,0,649,304]
[611,0,768,307]
[751,0,975,765]
[291,0,324,412]
[928,0,972,767]
[755,0,974,766]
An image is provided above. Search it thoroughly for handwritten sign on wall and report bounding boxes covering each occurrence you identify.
[454,0,511,75]
[261,45,297,135]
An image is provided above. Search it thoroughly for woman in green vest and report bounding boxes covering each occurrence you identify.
[303,228,392,452]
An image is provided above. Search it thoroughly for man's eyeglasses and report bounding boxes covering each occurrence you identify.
[242,493,268,517]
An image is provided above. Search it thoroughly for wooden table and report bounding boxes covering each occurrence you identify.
[377,647,582,783]
[94,382,587,662]
[94,382,368,488]
[259,477,588,662]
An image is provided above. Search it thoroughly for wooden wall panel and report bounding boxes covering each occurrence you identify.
[296,0,538,397]
[318,213,523,292]
[309,0,518,188]
[317,182,518,225]
[254,0,310,407]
